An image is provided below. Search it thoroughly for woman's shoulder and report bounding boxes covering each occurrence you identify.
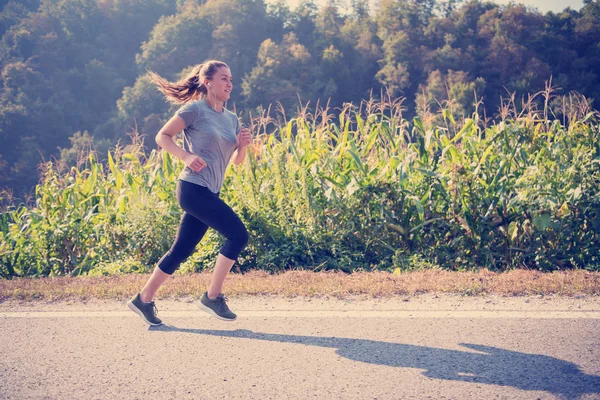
[188,99,205,110]
[178,99,202,113]
[190,99,209,119]
[192,100,237,122]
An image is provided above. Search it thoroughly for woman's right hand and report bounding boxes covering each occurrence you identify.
[184,153,207,172]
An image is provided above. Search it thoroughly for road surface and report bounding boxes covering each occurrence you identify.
[1,295,599,399]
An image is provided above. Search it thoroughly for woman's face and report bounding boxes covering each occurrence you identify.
[207,66,233,102]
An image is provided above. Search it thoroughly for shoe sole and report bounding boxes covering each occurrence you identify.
[198,302,237,321]
[127,300,163,326]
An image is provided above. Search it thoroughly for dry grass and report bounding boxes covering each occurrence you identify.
[1,269,599,302]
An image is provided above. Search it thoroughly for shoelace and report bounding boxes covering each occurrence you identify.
[149,301,159,316]
[216,295,229,311]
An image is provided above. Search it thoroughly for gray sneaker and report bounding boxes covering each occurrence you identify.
[199,292,237,321]
[127,293,163,326]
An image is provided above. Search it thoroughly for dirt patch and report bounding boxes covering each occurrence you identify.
[1,269,599,302]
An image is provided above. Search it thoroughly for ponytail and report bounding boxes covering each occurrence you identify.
[148,60,228,104]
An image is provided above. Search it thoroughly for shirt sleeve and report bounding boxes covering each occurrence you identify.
[176,102,199,128]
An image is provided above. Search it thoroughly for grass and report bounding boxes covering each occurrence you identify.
[1,270,599,302]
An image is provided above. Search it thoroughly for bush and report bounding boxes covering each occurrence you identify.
[1,93,599,277]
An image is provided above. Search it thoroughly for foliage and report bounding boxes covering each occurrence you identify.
[0,134,181,277]
[1,93,598,277]
[1,0,600,198]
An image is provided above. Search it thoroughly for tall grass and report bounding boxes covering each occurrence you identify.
[1,92,599,278]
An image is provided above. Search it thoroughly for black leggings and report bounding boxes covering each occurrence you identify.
[157,180,248,275]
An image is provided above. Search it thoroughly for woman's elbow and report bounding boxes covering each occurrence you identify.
[155,133,164,148]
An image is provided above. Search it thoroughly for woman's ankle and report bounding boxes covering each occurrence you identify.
[140,290,153,303]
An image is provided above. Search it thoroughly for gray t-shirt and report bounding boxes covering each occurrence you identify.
[176,99,241,193]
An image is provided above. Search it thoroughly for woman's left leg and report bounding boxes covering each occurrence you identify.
[207,253,237,298]
[199,204,248,320]
[179,190,249,297]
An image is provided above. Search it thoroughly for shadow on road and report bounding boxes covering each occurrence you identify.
[151,325,600,400]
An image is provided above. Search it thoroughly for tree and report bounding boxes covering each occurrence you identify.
[1,0,599,199]
[0,0,174,197]
[242,33,314,111]
[416,69,485,120]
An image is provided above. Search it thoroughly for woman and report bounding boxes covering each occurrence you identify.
[127,60,252,326]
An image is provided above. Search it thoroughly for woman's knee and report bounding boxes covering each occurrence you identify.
[237,225,249,249]
[224,220,248,246]
[221,225,248,260]
[157,252,178,275]
[230,226,249,253]
[157,245,195,275]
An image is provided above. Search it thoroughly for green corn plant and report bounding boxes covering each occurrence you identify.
[1,93,599,277]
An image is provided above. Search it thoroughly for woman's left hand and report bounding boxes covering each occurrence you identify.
[237,127,252,148]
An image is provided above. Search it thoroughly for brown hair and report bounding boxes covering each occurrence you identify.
[147,60,229,104]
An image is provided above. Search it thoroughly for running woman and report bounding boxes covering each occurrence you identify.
[127,60,252,325]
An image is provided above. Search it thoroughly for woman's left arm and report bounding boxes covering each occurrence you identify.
[232,127,252,165]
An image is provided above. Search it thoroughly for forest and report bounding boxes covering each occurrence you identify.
[0,0,599,199]
[1,0,599,276]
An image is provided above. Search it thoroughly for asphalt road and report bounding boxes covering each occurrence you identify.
[1,295,599,399]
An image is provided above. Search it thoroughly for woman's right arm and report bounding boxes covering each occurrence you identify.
[155,115,206,172]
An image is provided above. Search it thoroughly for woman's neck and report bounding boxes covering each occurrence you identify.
[205,97,223,113]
